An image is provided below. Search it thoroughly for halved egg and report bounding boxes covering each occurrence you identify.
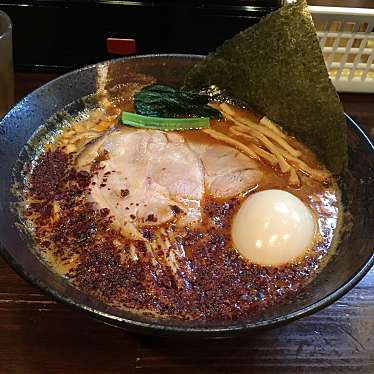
[232,189,316,266]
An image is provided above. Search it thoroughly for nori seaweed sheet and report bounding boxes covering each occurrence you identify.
[185,0,347,174]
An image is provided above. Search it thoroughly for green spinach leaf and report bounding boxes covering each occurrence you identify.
[134,84,222,119]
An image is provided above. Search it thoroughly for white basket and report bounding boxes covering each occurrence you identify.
[309,6,374,93]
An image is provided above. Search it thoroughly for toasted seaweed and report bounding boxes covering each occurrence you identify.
[185,0,347,174]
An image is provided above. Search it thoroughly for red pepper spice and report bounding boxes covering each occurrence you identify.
[24,148,328,321]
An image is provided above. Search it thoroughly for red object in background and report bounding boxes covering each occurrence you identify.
[106,38,137,56]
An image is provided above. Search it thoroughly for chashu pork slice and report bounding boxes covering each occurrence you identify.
[76,127,205,233]
[188,142,263,199]
[76,126,263,237]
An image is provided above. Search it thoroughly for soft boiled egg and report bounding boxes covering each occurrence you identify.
[232,189,316,266]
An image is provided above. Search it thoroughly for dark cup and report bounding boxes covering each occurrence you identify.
[0,10,14,117]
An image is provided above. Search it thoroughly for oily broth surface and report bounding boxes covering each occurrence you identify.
[19,89,342,321]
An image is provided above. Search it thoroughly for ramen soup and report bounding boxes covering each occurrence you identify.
[20,84,342,321]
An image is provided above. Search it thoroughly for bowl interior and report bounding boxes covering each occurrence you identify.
[0,55,373,337]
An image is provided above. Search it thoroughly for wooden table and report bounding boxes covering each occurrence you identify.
[0,72,373,374]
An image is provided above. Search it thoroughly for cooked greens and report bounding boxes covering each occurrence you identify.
[120,111,210,131]
[134,84,222,119]
[185,0,347,174]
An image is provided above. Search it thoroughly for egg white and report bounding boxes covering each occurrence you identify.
[232,189,316,266]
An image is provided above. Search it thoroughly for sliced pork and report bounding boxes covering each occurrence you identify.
[190,143,263,199]
[76,127,262,235]
[77,127,204,233]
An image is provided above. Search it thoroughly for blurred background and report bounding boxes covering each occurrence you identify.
[0,0,284,72]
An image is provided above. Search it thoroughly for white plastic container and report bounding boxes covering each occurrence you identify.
[310,6,374,93]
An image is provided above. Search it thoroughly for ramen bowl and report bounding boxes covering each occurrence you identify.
[0,55,373,337]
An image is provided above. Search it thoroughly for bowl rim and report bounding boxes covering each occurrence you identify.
[1,54,373,337]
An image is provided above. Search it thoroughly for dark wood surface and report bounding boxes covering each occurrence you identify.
[1,71,373,373]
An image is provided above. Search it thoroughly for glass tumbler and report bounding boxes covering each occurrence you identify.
[0,10,14,118]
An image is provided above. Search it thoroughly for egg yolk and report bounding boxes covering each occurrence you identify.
[232,189,316,266]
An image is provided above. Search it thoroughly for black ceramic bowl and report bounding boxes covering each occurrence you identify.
[0,55,373,337]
